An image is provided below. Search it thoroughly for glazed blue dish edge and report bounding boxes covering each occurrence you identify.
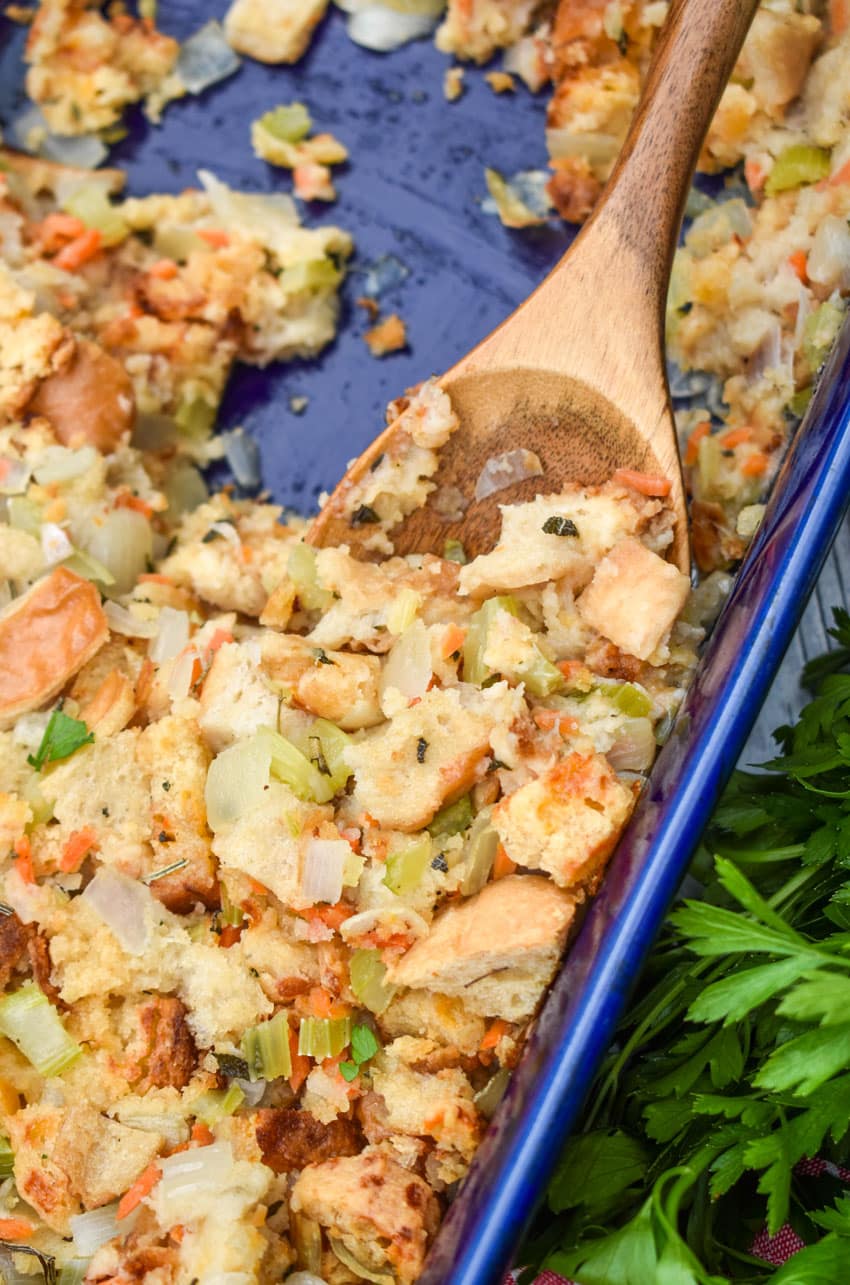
[422,324,850,1285]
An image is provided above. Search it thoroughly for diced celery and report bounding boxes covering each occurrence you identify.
[63,184,129,246]
[259,726,336,804]
[193,1081,245,1127]
[153,223,207,261]
[260,103,312,144]
[443,538,468,565]
[788,385,814,418]
[7,495,42,535]
[62,546,116,586]
[386,587,421,636]
[288,542,333,612]
[463,596,519,685]
[279,259,341,293]
[219,889,244,927]
[383,834,432,895]
[429,794,474,839]
[802,301,845,373]
[240,1010,292,1082]
[349,949,397,1014]
[175,395,216,440]
[606,682,653,718]
[21,773,53,825]
[0,982,82,1077]
[297,1016,351,1061]
[460,808,499,896]
[58,1262,90,1285]
[515,649,565,698]
[0,1133,13,1178]
[474,1067,510,1118]
[308,718,353,794]
[765,144,831,197]
[292,1212,323,1273]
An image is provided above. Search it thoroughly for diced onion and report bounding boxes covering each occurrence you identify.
[607,717,657,772]
[83,508,152,597]
[460,808,499,896]
[222,430,262,491]
[207,520,241,547]
[41,132,108,169]
[104,600,159,639]
[83,867,153,955]
[0,458,31,495]
[163,459,209,516]
[116,1113,188,1150]
[232,1076,266,1107]
[385,587,421,636]
[150,607,190,664]
[158,1140,234,1201]
[381,618,432,703]
[177,21,241,94]
[329,1238,394,1285]
[807,215,850,293]
[301,838,349,904]
[475,449,543,501]
[349,949,397,1014]
[205,734,273,830]
[71,1202,137,1256]
[167,648,200,700]
[346,7,437,50]
[361,254,410,298]
[41,522,74,566]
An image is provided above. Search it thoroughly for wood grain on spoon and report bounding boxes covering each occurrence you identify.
[311,0,762,574]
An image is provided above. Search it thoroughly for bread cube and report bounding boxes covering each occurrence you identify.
[577,538,690,661]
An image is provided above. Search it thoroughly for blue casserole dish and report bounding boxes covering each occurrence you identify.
[3,7,850,1281]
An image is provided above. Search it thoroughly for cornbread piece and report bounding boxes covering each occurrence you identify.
[577,538,690,661]
[261,633,382,730]
[224,0,329,63]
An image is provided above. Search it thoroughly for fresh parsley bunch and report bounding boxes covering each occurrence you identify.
[520,609,850,1285]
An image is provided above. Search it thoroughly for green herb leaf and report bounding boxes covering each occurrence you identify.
[27,710,93,771]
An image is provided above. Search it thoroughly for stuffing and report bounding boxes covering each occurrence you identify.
[364,313,408,357]
[378,990,487,1057]
[255,1106,363,1172]
[224,0,330,63]
[344,684,522,831]
[261,633,383,730]
[387,875,577,1020]
[177,940,272,1047]
[0,568,109,728]
[52,1104,162,1208]
[577,538,691,661]
[290,1149,441,1285]
[369,1035,480,1161]
[493,751,636,892]
[199,641,281,751]
[435,0,538,64]
[7,1103,79,1232]
[238,920,322,1000]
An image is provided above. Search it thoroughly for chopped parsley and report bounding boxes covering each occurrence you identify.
[431,853,449,873]
[542,516,579,537]
[340,1022,380,1082]
[27,710,93,772]
[416,736,428,764]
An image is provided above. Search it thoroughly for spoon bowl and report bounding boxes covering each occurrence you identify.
[311,0,762,576]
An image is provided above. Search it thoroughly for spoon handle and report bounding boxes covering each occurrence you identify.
[573,0,761,337]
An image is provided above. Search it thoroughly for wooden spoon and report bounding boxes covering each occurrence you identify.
[311,0,761,573]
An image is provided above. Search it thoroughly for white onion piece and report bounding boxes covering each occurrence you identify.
[340,906,429,942]
[158,1141,234,1201]
[117,1113,189,1150]
[347,7,437,50]
[11,711,51,751]
[167,648,200,700]
[71,1201,138,1255]
[807,216,850,293]
[361,253,410,299]
[83,868,153,955]
[381,618,432,703]
[475,449,543,501]
[83,508,152,596]
[40,522,74,566]
[208,520,241,547]
[41,131,108,169]
[205,734,272,831]
[33,445,98,485]
[222,430,261,490]
[301,838,349,904]
[607,718,657,772]
[0,458,31,495]
[104,600,159,639]
[150,607,190,664]
[233,1076,266,1107]
[177,21,241,94]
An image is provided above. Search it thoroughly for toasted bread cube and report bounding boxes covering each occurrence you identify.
[199,642,280,752]
[493,751,634,891]
[52,1106,162,1209]
[261,633,382,730]
[370,1036,480,1160]
[577,538,690,661]
[224,0,329,64]
[290,1150,440,1285]
[459,487,657,598]
[386,875,575,1020]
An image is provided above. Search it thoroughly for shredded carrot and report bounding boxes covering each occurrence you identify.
[240,544,254,564]
[556,659,591,684]
[115,492,154,519]
[13,837,34,885]
[135,657,155,707]
[829,158,850,188]
[197,227,230,248]
[741,452,770,478]
[612,468,672,497]
[138,573,173,586]
[0,1217,34,1240]
[191,1122,214,1146]
[54,227,102,273]
[289,1030,311,1094]
[117,1162,161,1220]
[480,1018,509,1051]
[307,986,340,1019]
[148,258,179,280]
[684,421,711,468]
[719,425,754,449]
[60,826,98,873]
[532,708,575,733]
[492,844,517,881]
[206,628,234,656]
[440,624,467,659]
[37,212,86,252]
[303,902,354,932]
[787,250,808,284]
[218,924,242,949]
[169,1225,186,1244]
[830,0,849,36]
[246,876,270,896]
[0,460,11,484]
[744,157,766,195]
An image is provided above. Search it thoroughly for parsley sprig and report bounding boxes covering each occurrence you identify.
[519,607,850,1284]
[27,709,93,772]
[340,1023,379,1082]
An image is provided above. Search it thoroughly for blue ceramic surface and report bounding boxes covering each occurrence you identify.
[3,10,850,1283]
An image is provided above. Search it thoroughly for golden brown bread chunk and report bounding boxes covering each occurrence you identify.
[255,1107,363,1173]
[28,337,135,453]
